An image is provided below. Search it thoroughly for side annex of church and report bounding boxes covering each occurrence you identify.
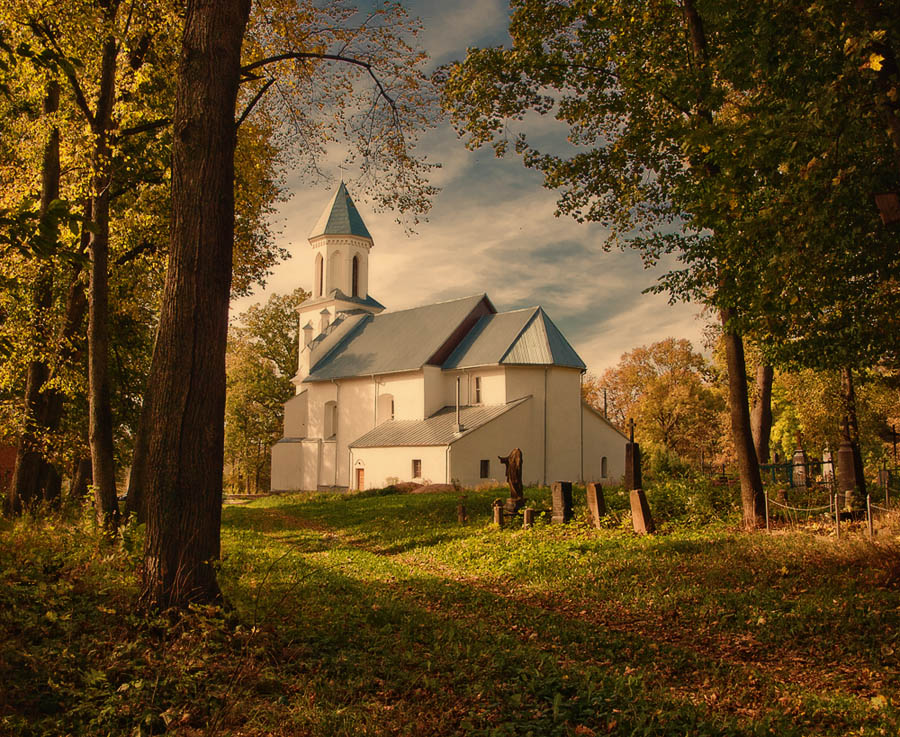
[270,183,627,491]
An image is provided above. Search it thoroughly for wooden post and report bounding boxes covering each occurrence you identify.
[764,490,769,532]
[457,504,467,524]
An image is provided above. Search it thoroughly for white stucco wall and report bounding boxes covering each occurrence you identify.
[449,398,541,487]
[283,390,308,437]
[545,368,583,484]
[582,405,627,483]
[423,365,444,418]
[379,370,426,420]
[271,438,321,492]
[350,445,448,489]
[441,366,506,408]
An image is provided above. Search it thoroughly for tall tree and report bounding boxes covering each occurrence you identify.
[139,0,251,607]
[440,0,766,526]
[136,0,437,607]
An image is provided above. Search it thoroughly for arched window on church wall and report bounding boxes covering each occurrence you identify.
[315,253,323,297]
[352,254,360,297]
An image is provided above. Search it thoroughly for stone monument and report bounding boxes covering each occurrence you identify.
[551,481,573,524]
[624,418,642,492]
[586,482,606,527]
[792,443,808,488]
[498,448,525,513]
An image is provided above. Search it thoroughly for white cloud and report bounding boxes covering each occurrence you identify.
[231,2,709,377]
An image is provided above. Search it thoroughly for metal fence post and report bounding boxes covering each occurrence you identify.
[764,491,770,532]
[867,494,873,537]
[834,494,840,540]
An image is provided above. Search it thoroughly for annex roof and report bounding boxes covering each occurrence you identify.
[443,306,586,370]
[309,181,372,240]
[350,397,531,448]
[305,294,492,382]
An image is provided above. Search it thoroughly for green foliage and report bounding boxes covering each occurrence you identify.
[225,288,309,493]
[440,0,900,370]
[592,338,725,464]
[2,491,898,736]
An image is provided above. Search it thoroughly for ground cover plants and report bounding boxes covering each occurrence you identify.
[1,485,898,736]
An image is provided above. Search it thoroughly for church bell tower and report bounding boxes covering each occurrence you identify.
[308,181,373,301]
[293,182,385,385]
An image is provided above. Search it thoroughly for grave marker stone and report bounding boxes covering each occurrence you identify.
[792,445,808,488]
[523,508,535,530]
[586,482,606,527]
[624,418,642,491]
[551,481,573,524]
[492,499,504,527]
[629,488,655,534]
[822,446,835,483]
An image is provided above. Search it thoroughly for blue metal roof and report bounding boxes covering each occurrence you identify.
[444,306,586,370]
[309,182,372,239]
[350,397,531,448]
[305,294,491,382]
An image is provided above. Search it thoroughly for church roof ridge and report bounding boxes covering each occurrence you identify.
[309,181,372,240]
[380,293,491,317]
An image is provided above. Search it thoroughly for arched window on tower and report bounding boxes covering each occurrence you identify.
[315,253,323,297]
[351,254,360,297]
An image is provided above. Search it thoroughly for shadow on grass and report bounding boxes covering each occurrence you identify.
[218,539,897,737]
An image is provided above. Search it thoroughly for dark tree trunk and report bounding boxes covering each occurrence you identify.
[88,36,120,528]
[750,364,774,464]
[137,0,250,608]
[68,456,93,502]
[8,81,61,515]
[124,403,150,522]
[720,310,766,529]
[841,367,867,496]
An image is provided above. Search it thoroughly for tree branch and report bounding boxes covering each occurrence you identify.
[241,52,399,121]
[117,118,171,138]
[115,239,157,265]
[235,79,274,129]
[29,21,95,126]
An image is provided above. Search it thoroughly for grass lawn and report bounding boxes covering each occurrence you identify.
[1,485,898,736]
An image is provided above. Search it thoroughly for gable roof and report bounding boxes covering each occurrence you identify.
[350,397,531,448]
[310,182,372,240]
[443,306,586,370]
[305,294,493,382]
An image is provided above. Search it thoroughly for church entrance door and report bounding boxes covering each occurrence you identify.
[355,468,365,490]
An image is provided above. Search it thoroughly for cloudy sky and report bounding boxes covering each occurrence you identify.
[230,0,706,374]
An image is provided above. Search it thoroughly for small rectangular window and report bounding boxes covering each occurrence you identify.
[412,459,422,478]
[390,399,395,420]
[474,376,482,404]
[480,459,490,479]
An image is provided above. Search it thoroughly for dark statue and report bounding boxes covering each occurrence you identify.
[498,448,524,512]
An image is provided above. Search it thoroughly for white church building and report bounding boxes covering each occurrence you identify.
[270,183,627,491]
